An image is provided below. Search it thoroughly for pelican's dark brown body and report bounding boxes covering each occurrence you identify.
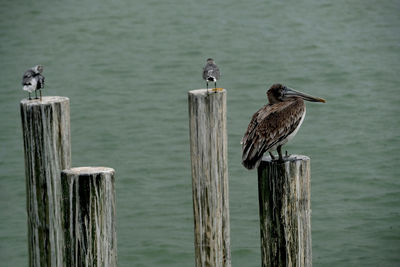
[241,84,325,169]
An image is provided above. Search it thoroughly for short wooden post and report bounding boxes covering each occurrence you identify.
[188,89,231,267]
[61,167,117,267]
[257,155,312,267]
[20,96,71,267]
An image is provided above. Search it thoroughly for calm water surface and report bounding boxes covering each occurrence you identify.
[1,0,399,266]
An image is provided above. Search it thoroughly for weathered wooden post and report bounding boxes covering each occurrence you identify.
[20,96,71,267]
[188,89,231,267]
[257,155,312,267]
[61,167,117,267]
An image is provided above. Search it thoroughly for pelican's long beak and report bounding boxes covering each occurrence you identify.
[285,87,326,103]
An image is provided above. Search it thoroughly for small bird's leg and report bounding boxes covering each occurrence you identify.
[28,92,31,100]
[214,82,217,93]
[269,152,276,160]
[285,150,291,159]
[40,90,42,101]
[206,82,209,95]
[35,90,38,99]
[277,145,284,162]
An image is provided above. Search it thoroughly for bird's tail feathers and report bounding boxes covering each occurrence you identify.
[242,156,262,170]
[241,141,266,170]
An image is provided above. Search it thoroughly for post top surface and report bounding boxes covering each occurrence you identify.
[62,167,115,175]
[188,88,226,96]
[20,96,69,106]
[261,154,310,163]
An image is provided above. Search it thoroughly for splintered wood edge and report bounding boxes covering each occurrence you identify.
[62,167,115,176]
[188,88,226,96]
[20,96,70,105]
[261,154,310,163]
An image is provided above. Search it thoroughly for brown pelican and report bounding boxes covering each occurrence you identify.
[202,58,221,93]
[241,83,325,169]
[22,65,45,100]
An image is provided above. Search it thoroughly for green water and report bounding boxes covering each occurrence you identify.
[1,0,399,266]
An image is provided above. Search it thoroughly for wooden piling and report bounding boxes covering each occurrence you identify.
[61,167,117,267]
[20,96,71,267]
[188,89,231,267]
[257,155,312,267]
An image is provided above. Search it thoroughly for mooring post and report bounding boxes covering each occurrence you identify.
[188,89,231,267]
[257,155,312,267]
[20,96,71,267]
[61,167,117,266]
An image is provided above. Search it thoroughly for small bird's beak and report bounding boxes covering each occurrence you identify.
[285,87,326,103]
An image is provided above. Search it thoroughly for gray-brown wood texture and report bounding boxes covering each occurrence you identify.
[188,89,231,267]
[257,155,312,267]
[20,96,71,266]
[61,167,117,267]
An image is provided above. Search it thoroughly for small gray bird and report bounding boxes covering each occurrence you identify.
[22,65,45,100]
[202,58,221,93]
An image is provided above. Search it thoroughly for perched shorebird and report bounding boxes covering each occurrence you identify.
[241,83,326,169]
[22,65,45,100]
[202,58,221,93]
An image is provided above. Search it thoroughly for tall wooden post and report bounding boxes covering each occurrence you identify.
[61,167,117,267]
[188,89,231,267]
[20,96,71,266]
[257,155,312,267]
